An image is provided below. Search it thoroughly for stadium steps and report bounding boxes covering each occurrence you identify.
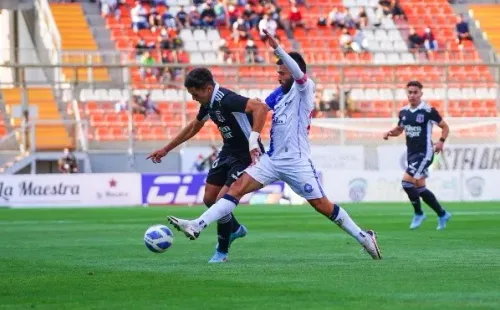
[50,3,110,82]
[1,88,74,150]
[81,1,124,85]
[469,4,500,56]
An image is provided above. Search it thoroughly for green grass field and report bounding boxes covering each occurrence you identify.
[1,202,500,310]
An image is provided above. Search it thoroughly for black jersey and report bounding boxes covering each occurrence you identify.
[196,85,265,156]
[398,102,442,155]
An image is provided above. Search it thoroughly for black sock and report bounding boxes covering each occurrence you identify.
[418,187,446,217]
[216,214,233,254]
[230,213,241,233]
[402,181,423,215]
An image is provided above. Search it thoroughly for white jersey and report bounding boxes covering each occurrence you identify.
[265,79,316,159]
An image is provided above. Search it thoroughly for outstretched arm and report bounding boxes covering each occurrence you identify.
[147,118,206,163]
[263,29,306,84]
[383,126,404,140]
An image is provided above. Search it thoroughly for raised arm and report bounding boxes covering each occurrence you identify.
[263,29,306,84]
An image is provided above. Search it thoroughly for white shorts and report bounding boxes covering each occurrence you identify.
[245,154,325,200]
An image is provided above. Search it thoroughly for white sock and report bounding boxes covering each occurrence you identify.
[332,205,366,244]
[194,196,238,230]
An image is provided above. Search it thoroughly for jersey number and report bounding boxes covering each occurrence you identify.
[212,158,220,168]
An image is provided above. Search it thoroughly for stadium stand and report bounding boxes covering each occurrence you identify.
[51,3,110,82]
[2,88,73,150]
[67,0,499,141]
[469,4,500,55]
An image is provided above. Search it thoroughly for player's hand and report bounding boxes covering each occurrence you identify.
[383,132,390,140]
[147,147,168,164]
[250,148,262,165]
[263,29,278,49]
[434,141,444,154]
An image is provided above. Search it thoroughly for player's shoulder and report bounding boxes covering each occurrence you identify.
[217,86,234,97]
[420,102,433,113]
[399,105,410,114]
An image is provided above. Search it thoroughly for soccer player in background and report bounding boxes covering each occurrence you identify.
[167,30,382,260]
[383,81,452,230]
[147,68,269,262]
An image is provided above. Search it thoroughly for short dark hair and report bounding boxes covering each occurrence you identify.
[184,67,215,89]
[407,80,423,89]
[276,52,307,74]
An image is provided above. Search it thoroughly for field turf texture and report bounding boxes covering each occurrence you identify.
[1,202,499,310]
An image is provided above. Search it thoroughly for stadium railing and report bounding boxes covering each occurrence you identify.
[0,62,499,154]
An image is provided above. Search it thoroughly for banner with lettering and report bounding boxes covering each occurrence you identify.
[0,173,141,208]
[377,144,500,171]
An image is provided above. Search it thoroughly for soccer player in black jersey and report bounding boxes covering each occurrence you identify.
[148,68,269,262]
[384,81,452,230]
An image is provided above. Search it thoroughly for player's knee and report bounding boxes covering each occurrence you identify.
[203,196,216,208]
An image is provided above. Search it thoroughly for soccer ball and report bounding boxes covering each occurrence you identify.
[144,225,174,253]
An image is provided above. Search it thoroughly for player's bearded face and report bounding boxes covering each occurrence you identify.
[277,65,293,92]
[407,86,422,106]
[187,85,213,105]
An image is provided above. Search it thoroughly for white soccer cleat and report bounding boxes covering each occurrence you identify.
[361,230,382,260]
[410,214,427,230]
[167,216,200,240]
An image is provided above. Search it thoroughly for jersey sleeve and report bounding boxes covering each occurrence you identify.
[220,92,249,112]
[397,110,404,127]
[196,104,209,121]
[429,107,442,124]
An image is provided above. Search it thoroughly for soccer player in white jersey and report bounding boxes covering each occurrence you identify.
[168,30,382,260]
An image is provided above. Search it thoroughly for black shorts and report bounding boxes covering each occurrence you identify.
[206,153,251,187]
[406,152,434,179]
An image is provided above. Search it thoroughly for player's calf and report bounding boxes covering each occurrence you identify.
[402,181,424,216]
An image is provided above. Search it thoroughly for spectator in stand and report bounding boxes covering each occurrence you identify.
[159,49,175,81]
[163,6,177,28]
[214,0,226,26]
[245,39,263,63]
[200,2,217,28]
[423,26,438,52]
[242,4,260,29]
[379,0,392,16]
[143,92,161,116]
[408,27,423,51]
[391,0,405,20]
[351,29,368,53]
[258,14,277,41]
[100,0,120,20]
[456,15,473,47]
[327,7,345,29]
[176,6,188,28]
[188,5,202,27]
[135,38,149,60]
[288,5,307,30]
[131,1,149,32]
[232,17,250,43]
[343,9,357,29]
[139,51,157,79]
[218,39,233,64]
[157,29,171,50]
[339,28,353,53]
[357,7,368,29]
[227,5,239,27]
[148,7,163,32]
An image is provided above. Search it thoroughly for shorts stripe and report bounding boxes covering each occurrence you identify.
[308,159,325,197]
[414,159,430,179]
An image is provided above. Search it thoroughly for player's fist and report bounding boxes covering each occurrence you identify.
[434,141,444,154]
[147,147,168,164]
[383,132,390,140]
[250,148,262,165]
[263,29,278,49]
